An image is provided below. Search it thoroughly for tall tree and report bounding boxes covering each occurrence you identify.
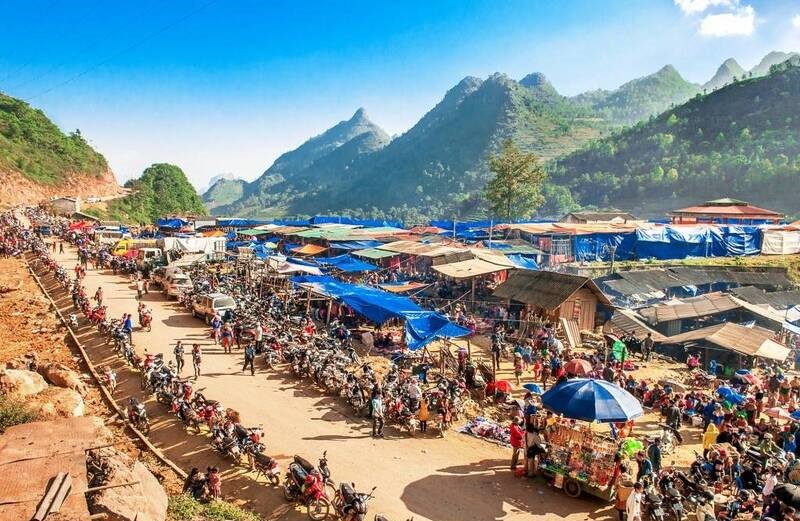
[485,139,548,221]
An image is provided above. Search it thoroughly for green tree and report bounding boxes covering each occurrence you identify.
[485,139,547,221]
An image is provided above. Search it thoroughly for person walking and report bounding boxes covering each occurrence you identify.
[626,482,644,521]
[642,333,653,361]
[174,340,185,374]
[371,391,385,437]
[221,323,233,353]
[418,397,429,434]
[192,344,202,378]
[510,418,524,471]
[253,321,263,352]
[135,278,144,299]
[242,343,255,376]
[210,315,222,346]
[58,242,64,255]
[94,286,103,306]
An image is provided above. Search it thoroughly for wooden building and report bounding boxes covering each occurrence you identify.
[494,270,614,331]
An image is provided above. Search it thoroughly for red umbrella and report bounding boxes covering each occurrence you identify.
[564,358,592,376]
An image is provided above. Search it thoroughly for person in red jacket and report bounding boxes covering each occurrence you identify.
[510,418,525,470]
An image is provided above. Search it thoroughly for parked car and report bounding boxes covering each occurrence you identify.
[164,273,193,298]
[192,293,236,323]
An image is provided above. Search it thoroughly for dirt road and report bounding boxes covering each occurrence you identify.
[41,243,614,521]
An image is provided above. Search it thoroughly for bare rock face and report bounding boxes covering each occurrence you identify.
[38,362,88,396]
[27,387,85,418]
[0,368,48,396]
[88,449,168,521]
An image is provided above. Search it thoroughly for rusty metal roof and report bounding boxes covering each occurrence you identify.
[494,270,613,311]
[731,286,800,309]
[639,292,740,324]
[658,322,790,361]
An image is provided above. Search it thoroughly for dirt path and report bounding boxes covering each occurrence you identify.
[39,243,617,521]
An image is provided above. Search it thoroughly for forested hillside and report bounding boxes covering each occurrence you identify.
[0,91,120,206]
[550,63,800,216]
[105,163,206,224]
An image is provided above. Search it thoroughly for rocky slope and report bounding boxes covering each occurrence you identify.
[0,92,121,207]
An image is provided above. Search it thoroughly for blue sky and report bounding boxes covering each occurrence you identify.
[2,0,799,189]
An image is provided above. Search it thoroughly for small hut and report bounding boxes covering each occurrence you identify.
[494,271,614,331]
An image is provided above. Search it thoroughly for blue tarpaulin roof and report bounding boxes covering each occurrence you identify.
[156,218,188,229]
[329,240,384,250]
[505,254,539,270]
[317,254,377,273]
[291,275,469,349]
[217,218,269,228]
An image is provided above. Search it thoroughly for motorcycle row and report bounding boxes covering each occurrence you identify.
[31,236,410,521]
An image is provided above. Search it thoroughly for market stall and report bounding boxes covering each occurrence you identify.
[540,421,618,499]
[539,378,644,500]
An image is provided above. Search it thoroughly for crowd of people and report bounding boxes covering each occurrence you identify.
[8,206,800,521]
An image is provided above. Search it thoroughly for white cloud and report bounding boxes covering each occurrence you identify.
[699,5,756,37]
[792,14,800,28]
[674,0,733,15]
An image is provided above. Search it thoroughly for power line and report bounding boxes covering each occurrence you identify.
[0,0,104,84]
[24,0,218,102]
[7,0,162,92]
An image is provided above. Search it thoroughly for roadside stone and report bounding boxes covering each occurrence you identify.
[88,448,168,521]
[0,368,47,396]
[27,386,85,418]
[38,362,88,395]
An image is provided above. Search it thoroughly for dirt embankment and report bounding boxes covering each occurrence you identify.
[0,257,183,495]
[0,168,122,208]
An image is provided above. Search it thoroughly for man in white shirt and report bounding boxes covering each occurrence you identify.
[407,378,422,412]
[626,482,643,521]
[254,322,264,352]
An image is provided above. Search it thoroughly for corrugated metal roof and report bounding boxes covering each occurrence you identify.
[658,322,789,361]
[433,259,511,279]
[603,267,792,297]
[732,286,800,309]
[639,293,740,324]
[603,309,667,341]
[494,270,613,310]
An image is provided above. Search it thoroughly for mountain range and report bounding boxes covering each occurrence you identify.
[205,50,800,221]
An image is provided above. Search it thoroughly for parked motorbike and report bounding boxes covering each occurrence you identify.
[332,483,376,521]
[283,454,331,521]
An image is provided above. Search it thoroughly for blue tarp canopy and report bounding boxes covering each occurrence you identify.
[505,254,539,270]
[217,218,268,228]
[291,275,469,349]
[573,232,637,262]
[329,240,384,250]
[317,254,377,273]
[156,218,188,229]
[541,378,643,423]
[636,225,761,260]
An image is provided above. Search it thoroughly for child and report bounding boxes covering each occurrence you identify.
[514,353,524,386]
[207,466,221,499]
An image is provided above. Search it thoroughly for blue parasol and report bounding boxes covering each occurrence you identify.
[541,378,643,423]
[523,383,543,395]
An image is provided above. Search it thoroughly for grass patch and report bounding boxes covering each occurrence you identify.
[168,494,261,521]
[0,394,39,430]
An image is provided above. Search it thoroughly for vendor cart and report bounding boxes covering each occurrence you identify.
[539,422,618,501]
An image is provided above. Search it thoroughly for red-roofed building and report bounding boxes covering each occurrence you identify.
[669,198,783,225]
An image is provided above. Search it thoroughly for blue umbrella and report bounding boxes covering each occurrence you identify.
[523,383,543,395]
[541,378,643,423]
